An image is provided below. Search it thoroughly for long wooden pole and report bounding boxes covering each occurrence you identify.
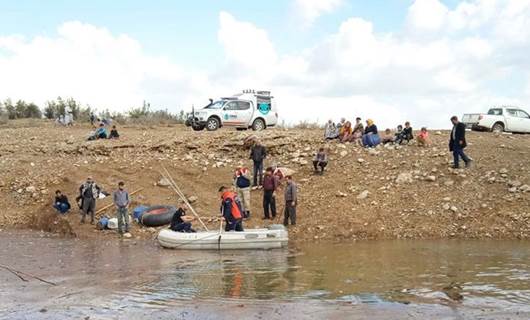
[161,166,209,231]
[95,188,144,215]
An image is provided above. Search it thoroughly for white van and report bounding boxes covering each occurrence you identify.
[185,90,278,131]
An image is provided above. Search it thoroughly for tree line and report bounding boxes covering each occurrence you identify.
[0,98,187,124]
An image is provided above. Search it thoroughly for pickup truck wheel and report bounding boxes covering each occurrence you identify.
[206,117,220,131]
[251,119,265,131]
[492,122,504,133]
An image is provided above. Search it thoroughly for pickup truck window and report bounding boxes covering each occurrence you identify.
[224,101,239,111]
[488,108,503,115]
[507,109,518,117]
[237,101,251,110]
[517,110,530,119]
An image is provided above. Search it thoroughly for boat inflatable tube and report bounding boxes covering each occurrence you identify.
[141,205,176,227]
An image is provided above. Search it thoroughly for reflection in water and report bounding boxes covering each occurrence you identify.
[1,232,530,317]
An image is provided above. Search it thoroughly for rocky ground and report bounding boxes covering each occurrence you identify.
[0,119,529,241]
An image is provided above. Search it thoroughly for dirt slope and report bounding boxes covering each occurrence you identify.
[0,120,529,241]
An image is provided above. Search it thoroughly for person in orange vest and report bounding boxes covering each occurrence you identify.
[219,186,244,232]
[233,167,251,219]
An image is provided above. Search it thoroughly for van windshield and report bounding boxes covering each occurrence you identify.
[204,101,225,109]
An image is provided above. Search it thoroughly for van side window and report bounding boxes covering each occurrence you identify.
[517,110,530,119]
[488,108,502,115]
[237,101,251,110]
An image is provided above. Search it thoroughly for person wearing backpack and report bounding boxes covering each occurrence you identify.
[234,167,251,219]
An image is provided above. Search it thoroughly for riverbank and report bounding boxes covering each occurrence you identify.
[0,119,529,241]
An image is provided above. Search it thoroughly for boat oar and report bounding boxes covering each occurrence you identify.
[161,166,209,231]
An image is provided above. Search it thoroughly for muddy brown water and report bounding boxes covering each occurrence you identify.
[1,231,529,319]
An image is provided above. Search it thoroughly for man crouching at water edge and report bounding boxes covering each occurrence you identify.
[219,186,244,232]
[170,201,196,233]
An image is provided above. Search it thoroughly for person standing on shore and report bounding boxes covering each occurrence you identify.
[283,175,298,227]
[449,116,472,169]
[79,177,101,224]
[234,167,251,219]
[113,181,130,236]
[250,140,267,189]
[262,167,279,220]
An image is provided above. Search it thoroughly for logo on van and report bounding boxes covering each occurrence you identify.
[258,103,271,115]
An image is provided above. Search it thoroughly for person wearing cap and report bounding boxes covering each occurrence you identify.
[283,175,298,226]
[79,177,101,224]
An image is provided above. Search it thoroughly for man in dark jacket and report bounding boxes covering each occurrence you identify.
[283,175,298,226]
[250,140,267,188]
[79,177,101,224]
[262,167,279,220]
[53,190,71,214]
[449,116,472,169]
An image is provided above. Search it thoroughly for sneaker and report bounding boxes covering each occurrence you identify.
[262,217,269,220]
[465,160,473,168]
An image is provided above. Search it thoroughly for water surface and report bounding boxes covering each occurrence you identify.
[1,231,529,319]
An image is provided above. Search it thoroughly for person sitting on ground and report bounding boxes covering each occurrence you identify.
[336,118,346,130]
[108,125,120,139]
[53,190,71,214]
[339,121,353,142]
[381,128,395,144]
[352,117,364,144]
[169,201,196,233]
[362,119,381,148]
[417,127,432,147]
[396,122,413,145]
[88,123,108,141]
[219,186,244,232]
[395,125,403,140]
[313,147,328,174]
[324,120,339,140]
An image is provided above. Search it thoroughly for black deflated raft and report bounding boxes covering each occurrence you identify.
[140,205,176,227]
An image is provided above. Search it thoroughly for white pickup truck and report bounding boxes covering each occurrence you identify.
[185,90,278,131]
[462,107,530,133]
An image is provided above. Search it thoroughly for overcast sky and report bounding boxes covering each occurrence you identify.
[1,0,530,129]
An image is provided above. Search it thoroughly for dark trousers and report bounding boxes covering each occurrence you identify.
[452,143,470,168]
[171,222,194,233]
[225,218,243,232]
[283,202,297,226]
[81,198,96,223]
[53,202,70,214]
[263,190,276,219]
[253,161,264,187]
[313,160,327,172]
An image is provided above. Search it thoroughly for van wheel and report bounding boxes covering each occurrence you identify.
[492,122,504,133]
[206,117,220,131]
[252,119,265,131]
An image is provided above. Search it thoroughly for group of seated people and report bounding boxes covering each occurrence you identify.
[324,117,381,147]
[88,124,120,141]
[325,119,431,147]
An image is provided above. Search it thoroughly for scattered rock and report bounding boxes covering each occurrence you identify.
[340,150,348,157]
[396,172,413,184]
[357,190,370,200]
[426,176,436,182]
[25,186,36,193]
[157,178,171,187]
